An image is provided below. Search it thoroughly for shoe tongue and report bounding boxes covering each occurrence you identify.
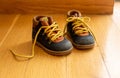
[39,17,53,26]
[39,17,49,26]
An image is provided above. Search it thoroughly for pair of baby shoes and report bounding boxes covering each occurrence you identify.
[32,10,95,56]
[11,10,95,58]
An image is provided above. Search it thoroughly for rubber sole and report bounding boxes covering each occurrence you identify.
[34,40,73,56]
[72,42,95,49]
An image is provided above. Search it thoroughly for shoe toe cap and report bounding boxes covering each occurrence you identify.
[50,38,73,51]
[74,35,95,45]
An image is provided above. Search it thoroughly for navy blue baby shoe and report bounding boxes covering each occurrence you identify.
[66,10,95,49]
[32,16,73,55]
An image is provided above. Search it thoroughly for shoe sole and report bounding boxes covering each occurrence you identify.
[67,33,95,49]
[72,42,94,49]
[33,40,73,56]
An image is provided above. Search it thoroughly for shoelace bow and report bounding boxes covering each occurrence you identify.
[10,22,63,59]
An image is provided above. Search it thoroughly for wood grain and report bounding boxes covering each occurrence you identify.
[88,3,120,77]
[0,14,17,46]
[0,0,114,14]
[66,47,110,78]
[0,15,32,78]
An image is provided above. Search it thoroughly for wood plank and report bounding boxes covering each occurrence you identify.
[0,0,114,14]
[0,14,32,78]
[104,2,120,78]
[0,14,17,46]
[67,47,110,78]
[89,12,120,77]
[0,14,19,78]
[24,47,67,78]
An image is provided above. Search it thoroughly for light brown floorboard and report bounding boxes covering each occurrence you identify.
[0,14,17,46]
[104,2,120,78]
[66,47,110,78]
[89,3,120,77]
[0,14,32,78]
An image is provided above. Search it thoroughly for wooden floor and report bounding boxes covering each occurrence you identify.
[0,2,120,78]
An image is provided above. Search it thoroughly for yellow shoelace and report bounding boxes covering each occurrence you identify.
[10,22,63,59]
[64,17,95,37]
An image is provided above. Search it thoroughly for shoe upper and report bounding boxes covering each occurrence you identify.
[32,16,73,51]
[66,10,95,45]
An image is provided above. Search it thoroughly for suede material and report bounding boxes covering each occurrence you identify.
[32,22,73,51]
[67,22,95,45]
